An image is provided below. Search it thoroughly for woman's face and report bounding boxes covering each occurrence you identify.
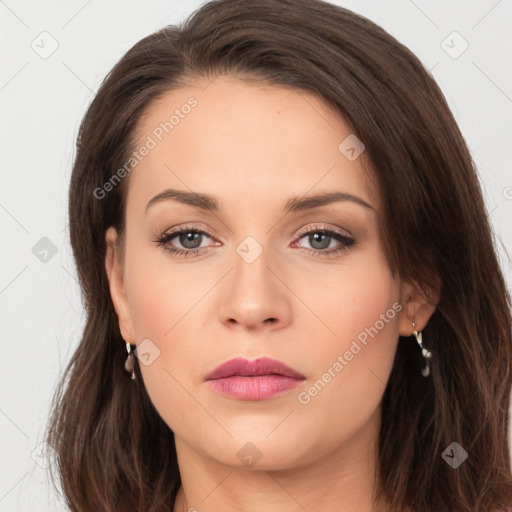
[106,75,430,470]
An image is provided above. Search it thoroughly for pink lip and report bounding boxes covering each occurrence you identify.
[205,357,306,401]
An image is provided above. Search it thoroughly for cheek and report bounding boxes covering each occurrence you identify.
[122,246,216,422]
[123,240,207,339]
[122,256,205,431]
[294,251,400,446]
[312,242,399,356]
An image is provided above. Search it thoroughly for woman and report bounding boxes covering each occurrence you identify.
[45,0,512,510]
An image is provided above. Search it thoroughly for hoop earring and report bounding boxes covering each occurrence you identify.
[124,341,136,380]
[412,322,432,377]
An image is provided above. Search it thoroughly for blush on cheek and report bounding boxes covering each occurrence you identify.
[329,278,400,386]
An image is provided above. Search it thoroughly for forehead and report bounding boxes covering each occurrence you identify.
[126,75,378,216]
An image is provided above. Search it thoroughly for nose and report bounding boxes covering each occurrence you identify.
[218,244,292,332]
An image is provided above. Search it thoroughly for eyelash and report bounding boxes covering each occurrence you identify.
[153,223,355,259]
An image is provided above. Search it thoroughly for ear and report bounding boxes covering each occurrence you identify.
[397,276,441,336]
[105,226,136,343]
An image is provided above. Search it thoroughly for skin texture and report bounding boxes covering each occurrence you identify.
[105,75,438,512]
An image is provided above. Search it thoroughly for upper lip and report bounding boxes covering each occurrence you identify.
[205,357,306,380]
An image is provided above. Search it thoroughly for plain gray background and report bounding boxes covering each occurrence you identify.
[1,0,511,510]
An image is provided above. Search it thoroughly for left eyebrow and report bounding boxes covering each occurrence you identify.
[284,191,374,212]
[144,188,374,214]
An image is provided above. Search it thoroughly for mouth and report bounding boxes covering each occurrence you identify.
[205,356,306,381]
[206,374,305,400]
[205,357,306,401]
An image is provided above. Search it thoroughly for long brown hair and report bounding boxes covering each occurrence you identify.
[45,0,512,510]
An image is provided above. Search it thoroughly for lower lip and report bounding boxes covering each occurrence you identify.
[206,375,305,400]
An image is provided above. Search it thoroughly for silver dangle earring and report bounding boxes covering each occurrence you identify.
[412,322,432,377]
[124,341,136,380]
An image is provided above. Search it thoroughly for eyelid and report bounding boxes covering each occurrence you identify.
[295,222,353,239]
[159,222,352,242]
[162,223,217,239]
